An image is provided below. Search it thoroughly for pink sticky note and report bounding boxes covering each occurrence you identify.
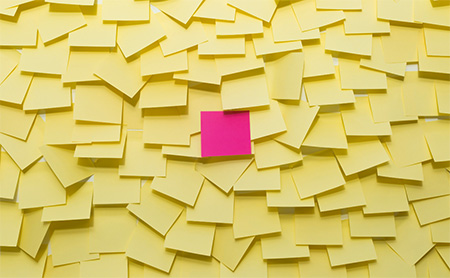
[201,111,251,157]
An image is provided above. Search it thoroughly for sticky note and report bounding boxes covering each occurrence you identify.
[0,49,20,84]
[298,248,347,278]
[198,23,245,56]
[368,241,416,278]
[268,261,300,278]
[0,6,38,47]
[417,28,450,75]
[267,170,314,208]
[43,256,80,278]
[424,27,450,57]
[249,100,286,140]
[0,67,34,105]
[254,140,303,169]
[127,181,183,236]
[339,58,387,90]
[123,98,144,129]
[200,111,251,157]
[102,0,149,21]
[23,75,71,111]
[0,201,23,247]
[72,122,121,143]
[164,210,215,256]
[152,0,203,25]
[414,0,450,27]
[173,48,221,85]
[215,11,262,36]
[234,161,281,191]
[302,113,348,149]
[80,254,128,278]
[405,162,450,202]
[143,108,191,146]
[253,26,302,56]
[377,0,414,23]
[18,208,50,258]
[348,209,396,238]
[227,0,276,22]
[162,133,202,158]
[431,220,450,243]
[0,103,37,140]
[194,0,236,22]
[215,40,264,76]
[0,248,47,278]
[219,240,267,278]
[435,79,450,115]
[325,24,372,56]
[377,159,424,182]
[316,176,366,212]
[302,33,336,78]
[360,37,406,77]
[403,71,438,116]
[381,25,420,63]
[413,195,450,225]
[62,50,109,83]
[141,45,187,77]
[291,0,345,31]
[0,151,20,200]
[74,126,128,159]
[423,120,450,162]
[344,0,389,34]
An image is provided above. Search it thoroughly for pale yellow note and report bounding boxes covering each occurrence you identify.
[0,248,47,278]
[69,5,116,48]
[436,245,450,268]
[186,179,234,224]
[43,255,80,278]
[0,6,39,47]
[227,0,276,22]
[360,172,409,214]
[267,170,314,208]
[0,103,37,140]
[221,69,270,110]
[18,162,66,209]
[377,159,424,182]
[275,101,319,149]
[233,194,281,238]
[17,208,50,258]
[215,11,262,36]
[422,248,450,278]
[123,98,144,129]
[261,214,309,259]
[414,0,450,27]
[0,49,20,84]
[72,122,121,143]
[423,120,450,162]
[316,176,366,212]
[302,33,335,78]
[402,71,438,117]
[253,26,302,56]
[295,204,343,245]
[254,140,302,169]
[162,133,202,159]
[303,66,355,106]
[74,126,127,159]
[0,201,23,247]
[298,248,347,278]
[424,27,450,57]
[348,209,396,237]
[417,28,450,75]
[0,151,20,200]
[117,18,166,59]
[413,195,450,226]
[94,50,148,99]
[302,113,348,149]
[265,52,304,100]
[220,240,267,278]
[80,254,128,278]
[119,131,166,177]
[173,48,221,85]
[194,0,236,21]
[234,161,280,191]
[435,79,450,115]
[215,40,264,76]
[212,225,254,271]
[0,67,34,105]
[102,0,149,21]
[152,159,204,206]
[198,23,245,56]
[268,261,300,278]
[381,25,420,63]
[152,0,203,25]
[377,0,414,23]
[126,221,176,273]
[291,0,345,31]
[127,181,183,236]
[89,207,136,253]
[339,58,387,90]
[360,37,406,77]
[344,0,389,34]
[325,24,372,56]
[143,108,191,146]
[405,162,450,202]
[368,241,416,277]
[23,76,71,111]
[164,210,215,256]
[141,46,188,76]
[249,99,286,140]
[62,50,109,83]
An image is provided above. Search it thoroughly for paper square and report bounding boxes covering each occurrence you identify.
[201,111,251,157]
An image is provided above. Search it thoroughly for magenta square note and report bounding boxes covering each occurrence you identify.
[201,111,251,157]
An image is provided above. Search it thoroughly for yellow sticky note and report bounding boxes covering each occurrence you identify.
[0,49,20,84]
[42,182,93,222]
[18,162,66,209]
[334,137,390,176]
[386,206,435,265]
[195,158,253,193]
[413,195,450,226]
[432,220,450,243]
[377,0,414,23]
[302,33,336,78]
[436,245,450,268]
[267,170,314,208]
[341,97,391,136]
[338,58,387,90]
[360,37,406,77]
[254,140,302,169]
[123,97,144,129]
[143,108,191,146]
[302,113,348,149]
[117,18,166,59]
[234,161,280,191]
[92,165,139,205]
[126,221,176,273]
[316,176,366,212]
[227,0,276,22]
[435,79,450,115]
[298,248,347,278]
[424,27,450,57]
[275,101,319,149]
[164,210,215,256]
[417,28,450,75]
[414,0,450,27]
[0,248,47,278]
[405,162,450,202]
[215,11,262,36]
[43,255,80,278]
[368,77,417,123]
[89,207,136,253]
[72,122,121,143]
[265,52,304,100]
[233,194,281,238]
[50,220,99,266]
[212,225,254,271]
[173,48,221,85]
[0,6,38,47]
[220,240,267,278]
[152,0,203,25]
[0,103,37,140]
[403,71,438,116]
[327,219,377,266]
[198,22,244,56]
[303,66,355,106]
[62,50,109,83]
[261,213,309,260]
[271,4,320,43]
[423,120,450,162]
[0,67,34,105]
[194,0,236,21]
[291,0,345,31]
[152,160,204,206]
[74,126,127,159]
[221,70,270,110]
[0,201,23,247]
[80,254,128,278]
[295,204,343,245]
[385,122,432,167]
[377,159,424,182]
[119,131,166,177]
[69,5,117,48]
[381,25,420,63]
[253,26,302,56]
[249,99,286,140]
[0,151,20,200]
[268,261,300,278]
[156,12,207,56]
[325,24,372,56]
[162,133,202,158]
[94,50,148,99]
[215,40,264,76]
[127,181,183,236]
[368,241,416,278]
[141,46,187,77]
[360,172,409,214]
[18,208,50,258]
[23,76,71,111]
[344,0,389,34]
[186,179,234,224]
[19,37,69,75]
[102,0,149,21]
[348,209,396,237]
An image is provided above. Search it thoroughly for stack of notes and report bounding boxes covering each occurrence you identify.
[1,0,450,277]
